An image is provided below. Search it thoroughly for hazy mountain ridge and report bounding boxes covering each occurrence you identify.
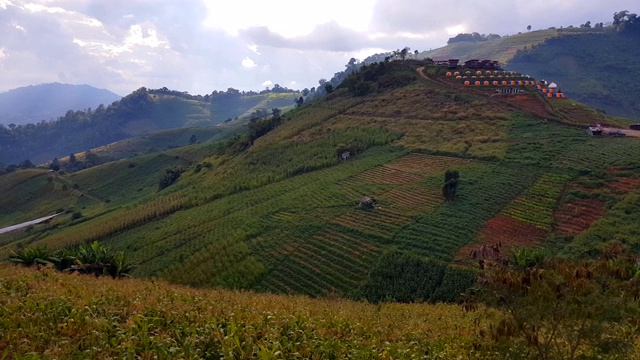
[0,83,122,126]
[0,87,300,165]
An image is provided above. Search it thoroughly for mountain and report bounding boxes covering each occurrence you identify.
[0,83,122,125]
[0,87,300,165]
[422,26,640,120]
[2,60,640,306]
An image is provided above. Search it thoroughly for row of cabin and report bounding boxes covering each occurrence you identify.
[465,59,501,70]
[464,80,536,86]
[447,70,520,77]
[433,58,501,70]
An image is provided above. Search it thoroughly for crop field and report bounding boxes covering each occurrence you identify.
[391,163,543,262]
[385,118,509,156]
[7,59,640,304]
[257,224,387,297]
[456,215,548,260]
[345,83,511,121]
[501,173,569,230]
[342,153,471,186]
[0,264,504,359]
[553,198,607,235]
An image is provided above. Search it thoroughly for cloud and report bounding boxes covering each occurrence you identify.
[241,57,257,68]
[262,80,272,87]
[0,0,637,98]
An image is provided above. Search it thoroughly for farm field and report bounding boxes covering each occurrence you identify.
[3,61,640,301]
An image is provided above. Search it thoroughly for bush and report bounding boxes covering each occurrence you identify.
[359,250,445,303]
[158,167,184,191]
[9,242,136,279]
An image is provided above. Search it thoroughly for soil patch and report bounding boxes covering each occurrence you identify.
[455,215,548,260]
[553,198,607,235]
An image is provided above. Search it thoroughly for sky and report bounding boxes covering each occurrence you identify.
[0,0,636,96]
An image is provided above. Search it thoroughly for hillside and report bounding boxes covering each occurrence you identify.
[422,27,640,119]
[0,87,299,165]
[2,60,640,308]
[0,83,121,126]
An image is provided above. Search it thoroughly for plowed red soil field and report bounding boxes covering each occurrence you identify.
[553,198,606,235]
[455,215,548,260]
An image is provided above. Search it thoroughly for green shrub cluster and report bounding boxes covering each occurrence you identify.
[9,241,135,278]
[359,250,476,303]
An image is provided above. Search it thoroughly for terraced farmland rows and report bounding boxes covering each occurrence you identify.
[332,208,410,238]
[554,139,640,171]
[258,225,386,296]
[384,154,472,174]
[608,177,640,193]
[501,173,570,230]
[391,164,543,262]
[379,187,442,214]
[553,198,607,235]
[342,154,472,186]
[342,166,422,185]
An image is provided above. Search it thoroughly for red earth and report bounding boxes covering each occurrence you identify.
[553,198,607,235]
[456,215,548,260]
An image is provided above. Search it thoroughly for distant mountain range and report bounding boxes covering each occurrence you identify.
[0,83,122,125]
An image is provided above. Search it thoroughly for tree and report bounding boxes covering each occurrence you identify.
[84,151,100,167]
[19,159,34,169]
[527,25,532,31]
[442,170,459,201]
[159,167,184,191]
[400,47,409,60]
[189,134,197,144]
[324,83,334,94]
[414,49,419,59]
[69,153,76,164]
[50,158,61,171]
[295,96,304,107]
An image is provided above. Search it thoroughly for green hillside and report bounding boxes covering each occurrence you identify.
[0,88,299,165]
[422,26,640,119]
[3,60,640,303]
[423,29,561,64]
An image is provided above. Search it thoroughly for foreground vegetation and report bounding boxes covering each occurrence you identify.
[2,245,640,359]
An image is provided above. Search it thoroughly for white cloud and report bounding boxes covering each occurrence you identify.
[0,0,638,97]
[11,23,25,32]
[23,3,67,14]
[446,25,465,35]
[124,25,165,48]
[241,56,257,68]
[0,0,13,10]
[247,43,260,55]
[202,0,376,37]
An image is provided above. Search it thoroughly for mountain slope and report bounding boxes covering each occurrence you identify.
[0,87,299,165]
[0,83,121,125]
[2,61,640,302]
[422,27,640,119]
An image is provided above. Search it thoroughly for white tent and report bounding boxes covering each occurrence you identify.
[548,82,558,89]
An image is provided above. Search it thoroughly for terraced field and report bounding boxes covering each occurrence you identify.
[553,199,607,235]
[501,173,570,230]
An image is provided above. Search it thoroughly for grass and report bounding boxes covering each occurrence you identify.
[0,264,491,359]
